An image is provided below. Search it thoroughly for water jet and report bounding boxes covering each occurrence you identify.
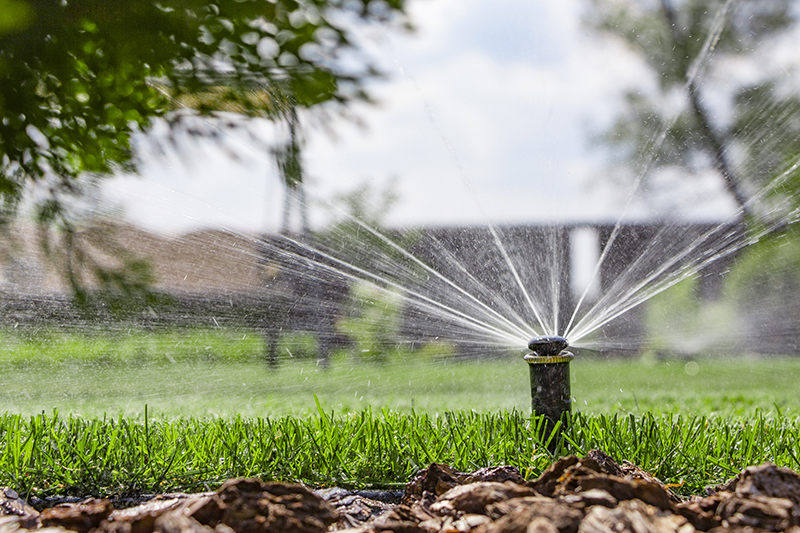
[524,335,574,450]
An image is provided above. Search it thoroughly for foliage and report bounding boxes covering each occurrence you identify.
[727,229,800,300]
[314,179,419,361]
[1,2,182,212]
[415,340,458,361]
[2,408,800,498]
[721,226,800,352]
[588,0,800,350]
[316,178,410,273]
[0,0,409,199]
[644,276,736,357]
[586,0,800,216]
[276,330,319,360]
[337,280,404,361]
[0,0,409,297]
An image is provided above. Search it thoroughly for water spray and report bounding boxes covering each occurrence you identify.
[524,335,573,450]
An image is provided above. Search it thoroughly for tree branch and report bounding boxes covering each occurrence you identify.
[685,80,749,214]
[660,0,749,216]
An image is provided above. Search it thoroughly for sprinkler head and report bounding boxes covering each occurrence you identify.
[527,335,569,356]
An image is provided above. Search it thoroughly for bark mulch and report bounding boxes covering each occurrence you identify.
[3,450,800,533]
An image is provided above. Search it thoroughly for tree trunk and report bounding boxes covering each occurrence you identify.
[660,0,749,217]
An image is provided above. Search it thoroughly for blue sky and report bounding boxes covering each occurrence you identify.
[103,0,750,235]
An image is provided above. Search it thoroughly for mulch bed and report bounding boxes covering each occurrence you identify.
[3,449,800,532]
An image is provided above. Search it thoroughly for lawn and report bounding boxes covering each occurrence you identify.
[3,406,799,498]
[2,328,800,498]
[1,330,798,418]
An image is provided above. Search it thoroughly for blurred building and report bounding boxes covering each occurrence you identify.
[0,220,745,357]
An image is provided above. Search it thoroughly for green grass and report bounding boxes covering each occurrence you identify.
[3,328,800,499]
[573,355,800,417]
[2,409,799,499]
[0,328,266,367]
[2,342,799,418]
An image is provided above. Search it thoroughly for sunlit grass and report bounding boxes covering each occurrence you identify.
[3,328,800,499]
[1,328,799,417]
[2,409,799,499]
[0,328,265,367]
[572,355,800,417]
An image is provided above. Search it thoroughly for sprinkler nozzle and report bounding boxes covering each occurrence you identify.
[527,335,569,356]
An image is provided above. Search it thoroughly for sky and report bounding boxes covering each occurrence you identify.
[102,0,748,236]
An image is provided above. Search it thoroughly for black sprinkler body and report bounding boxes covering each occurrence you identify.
[524,335,574,451]
[527,335,569,356]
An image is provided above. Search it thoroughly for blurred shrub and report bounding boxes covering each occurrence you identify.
[722,228,800,354]
[337,281,403,362]
[644,276,737,357]
[646,227,800,356]
[415,341,458,361]
[276,331,319,360]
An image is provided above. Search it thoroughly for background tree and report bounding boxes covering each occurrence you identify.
[259,179,407,366]
[586,0,800,219]
[274,104,308,235]
[0,0,409,297]
[586,0,800,353]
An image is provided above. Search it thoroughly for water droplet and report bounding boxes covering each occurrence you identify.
[684,361,700,376]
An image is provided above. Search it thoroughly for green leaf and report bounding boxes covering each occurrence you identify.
[0,0,33,36]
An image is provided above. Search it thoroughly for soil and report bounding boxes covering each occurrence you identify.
[4,450,800,533]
